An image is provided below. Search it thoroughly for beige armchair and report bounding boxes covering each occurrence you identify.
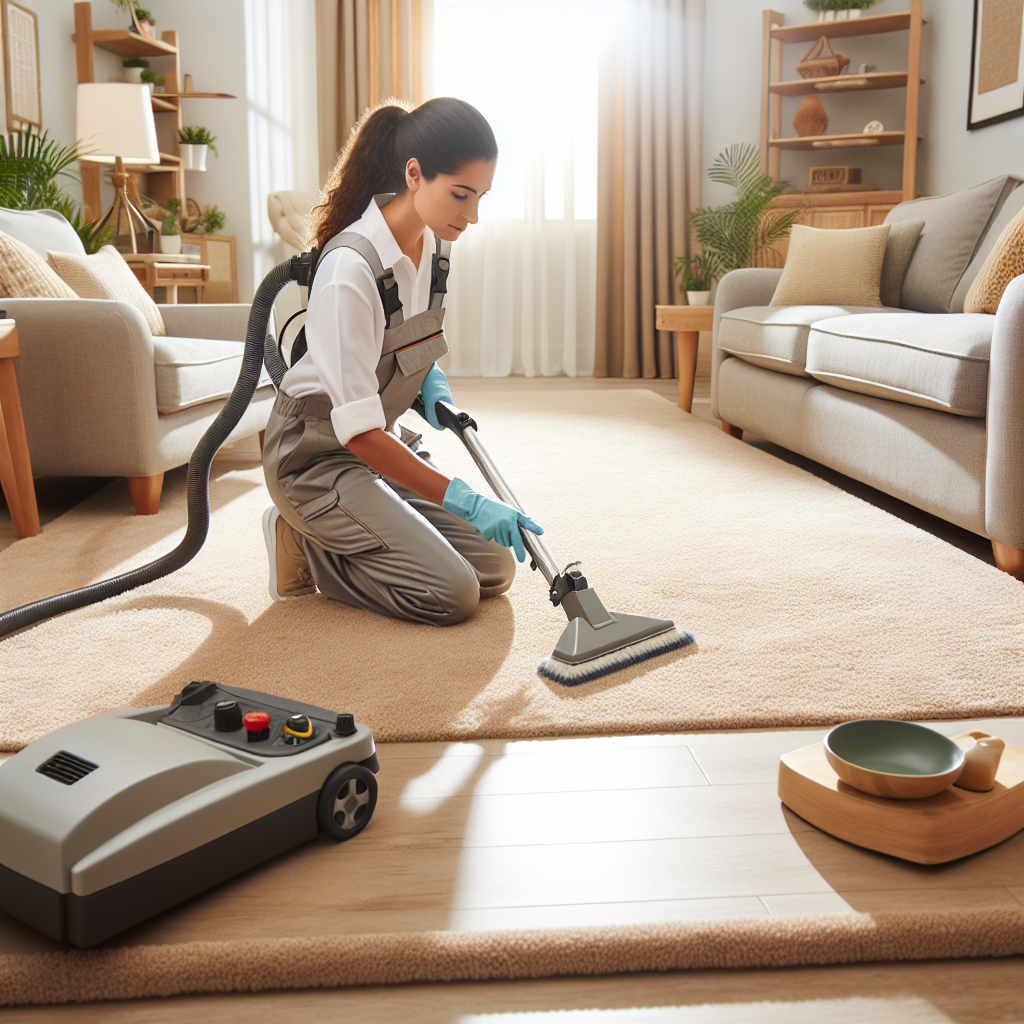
[1,208,275,515]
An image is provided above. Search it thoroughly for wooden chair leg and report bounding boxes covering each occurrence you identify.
[992,541,1024,581]
[721,420,743,439]
[127,473,164,516]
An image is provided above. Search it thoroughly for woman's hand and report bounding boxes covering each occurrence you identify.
[346,429,450,506]
[419,364,453,430]
[442,478,543,562]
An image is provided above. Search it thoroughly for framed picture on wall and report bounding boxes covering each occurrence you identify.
[1,1,41,131]
[969,0,1024,129]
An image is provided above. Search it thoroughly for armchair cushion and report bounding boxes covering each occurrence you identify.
[155,335,271,413]
[718,304,905,378]
[0,207,85,259]
[47,245,166,336]
[805,312,993,418]
[0,230,78,298]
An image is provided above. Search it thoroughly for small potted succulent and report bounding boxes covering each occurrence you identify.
[122,57,148,85]
[134,6,156,35]
[140,69,165,93]
[109,0,155,36]
[674,252,717,306]
[177,125,218,172]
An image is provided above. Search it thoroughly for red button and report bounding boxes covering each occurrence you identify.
[243,712,270,732]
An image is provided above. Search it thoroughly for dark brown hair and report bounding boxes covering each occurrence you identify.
[309,97,497,250]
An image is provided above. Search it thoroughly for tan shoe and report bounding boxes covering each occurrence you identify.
[262,505,316,601]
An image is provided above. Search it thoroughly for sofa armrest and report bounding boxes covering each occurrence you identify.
[157,303,252,341]
[985,275,1024,549]
[2,297,161,477]
[711,268,784,420]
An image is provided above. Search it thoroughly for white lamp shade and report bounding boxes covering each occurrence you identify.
[76,83,160,164]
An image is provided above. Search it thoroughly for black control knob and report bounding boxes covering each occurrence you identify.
[335,713,356,736]
[214,700,242,731]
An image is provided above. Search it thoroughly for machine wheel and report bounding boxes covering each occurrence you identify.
[317,763,377,840]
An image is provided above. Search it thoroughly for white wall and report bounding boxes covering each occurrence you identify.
[703,0,1024,207]
[4,0,319,301]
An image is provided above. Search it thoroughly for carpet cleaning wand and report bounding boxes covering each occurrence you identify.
[414,397,694,685]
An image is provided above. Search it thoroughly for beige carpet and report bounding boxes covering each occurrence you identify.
[1,389,1022,750]
[2,911,1022,1006]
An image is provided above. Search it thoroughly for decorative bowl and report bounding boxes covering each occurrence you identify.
[824,719,965,799]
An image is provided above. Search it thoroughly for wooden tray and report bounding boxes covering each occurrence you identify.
[778,741,1024,864]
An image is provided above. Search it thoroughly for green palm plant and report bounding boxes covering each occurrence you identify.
[687,143,802,277]
[0,127,110,253]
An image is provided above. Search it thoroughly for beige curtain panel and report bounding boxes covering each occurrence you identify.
[595,0,705,379]
[315,0,434,184]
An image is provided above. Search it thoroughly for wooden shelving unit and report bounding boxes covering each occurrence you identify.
[71,2,235,221]
[759,1,925,201]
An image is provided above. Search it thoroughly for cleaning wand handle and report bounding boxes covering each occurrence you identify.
[414,398,562,585]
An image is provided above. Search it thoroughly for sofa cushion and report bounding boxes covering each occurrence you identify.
[884,175,1021,314]
[805,313,993,417]
[719,305,905,377]
[879,219,923,308]
[770,223,890,308]
[952,182,1024,312]
[0,230,78,298]
[0,207,86,260]
[155,336,272,414]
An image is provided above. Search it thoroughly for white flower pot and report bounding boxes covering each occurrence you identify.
[179,143,208,172]
[124,66,145,84]
[848,8,862,17]
[823,10,836,21]
[686,290,712,306]
[160,233,182,255]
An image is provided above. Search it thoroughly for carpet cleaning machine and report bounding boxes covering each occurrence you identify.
[0,251,692,947]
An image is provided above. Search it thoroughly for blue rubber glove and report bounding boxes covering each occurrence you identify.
[443,478,544,563]
[419,363,453,430]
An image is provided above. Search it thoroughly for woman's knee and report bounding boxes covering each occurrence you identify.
[479,543,516,599]
[440,558,482,624]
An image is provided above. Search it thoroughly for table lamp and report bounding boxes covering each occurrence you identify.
[75,83,160,254]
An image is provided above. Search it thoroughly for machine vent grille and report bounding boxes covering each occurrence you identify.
[36,751,99,785]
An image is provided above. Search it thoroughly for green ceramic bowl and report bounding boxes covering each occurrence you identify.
[824,719,965,799]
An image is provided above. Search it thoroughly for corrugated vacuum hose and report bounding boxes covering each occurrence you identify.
[0,257,299,640]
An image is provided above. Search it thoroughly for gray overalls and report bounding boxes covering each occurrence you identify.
[262,216,515,625]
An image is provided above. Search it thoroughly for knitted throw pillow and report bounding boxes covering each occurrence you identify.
[770,223,891,307]
[47,245,166,336]
[964,205,1024,315]
[0,230,78,299]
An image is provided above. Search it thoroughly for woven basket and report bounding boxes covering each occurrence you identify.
[796,36,850,79]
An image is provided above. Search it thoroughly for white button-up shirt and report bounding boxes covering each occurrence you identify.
[282,196,435,445]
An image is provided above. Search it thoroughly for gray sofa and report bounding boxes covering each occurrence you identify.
[0,208,274,514]
[711,175,1024,580]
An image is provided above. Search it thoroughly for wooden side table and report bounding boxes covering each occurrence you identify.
[123,255,211,304]
[655,304,715,413]
[0,319,41,538]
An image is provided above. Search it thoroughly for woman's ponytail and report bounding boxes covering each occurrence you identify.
[309,100,412,250]
[310,96,497,250]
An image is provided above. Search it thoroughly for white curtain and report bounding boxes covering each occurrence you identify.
[432,0,618,377]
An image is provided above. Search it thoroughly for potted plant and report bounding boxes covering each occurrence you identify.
[122,57,148,85]
[687,143,801,281]
[109,0,154,35]
[197,204,227,234]
[140,69,165,94]
[177,126,218,172]
[159,198,182,254]
[674,253,716,305]
[134,6,156,35]
[804,0,880,21]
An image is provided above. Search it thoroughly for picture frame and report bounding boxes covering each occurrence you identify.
[1,0,41,132]
[968,0,1024,129]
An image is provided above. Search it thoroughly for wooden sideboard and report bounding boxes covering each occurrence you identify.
[758,189,904,265]
[179,234,239,303]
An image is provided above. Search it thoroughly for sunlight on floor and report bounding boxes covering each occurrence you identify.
[399,743,487,814]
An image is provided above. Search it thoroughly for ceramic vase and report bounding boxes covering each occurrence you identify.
[124,67,144,84]
[686,290,712,306]
[954,733,1005,792]
[160,233,182,255]
[179,144,208,172]
[792,95,829,137]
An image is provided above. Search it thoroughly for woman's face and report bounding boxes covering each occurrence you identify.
[407,157,496,242]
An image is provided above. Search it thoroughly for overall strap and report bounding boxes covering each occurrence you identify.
[429,237,452,311]
[318,231,404,328]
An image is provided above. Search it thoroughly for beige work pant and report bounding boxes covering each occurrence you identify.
[263,392,515,625]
